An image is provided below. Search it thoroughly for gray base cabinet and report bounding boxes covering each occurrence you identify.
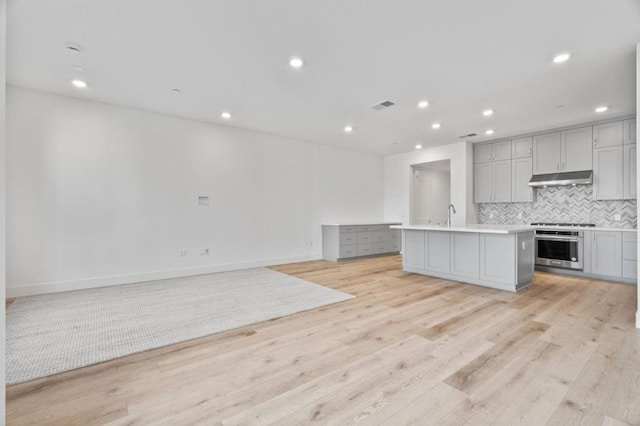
[402,229,534,292]
[581,230,636,283]
[322,223,401,262]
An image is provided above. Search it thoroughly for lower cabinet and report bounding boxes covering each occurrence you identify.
[583,230,636,281]
[450,233,480,278]
[426,231,450,273]
[402,229,534,291]
[322,223,401,261]
[480,234,516,285]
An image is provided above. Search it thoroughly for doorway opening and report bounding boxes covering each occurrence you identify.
[410,160,451,226]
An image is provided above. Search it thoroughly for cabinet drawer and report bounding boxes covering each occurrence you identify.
[357,232,374,244]
[373,243,389,254]
[622,232,637,242]
[623,260,637,280]
[339,244,358,258]
[623,241,637,261]
[340,226,358,233]
[357,244,374,256]
[357,225,374,232]
[371,224,387,231]
[373,231,390,243]
[389,240,401,252]
[339,232,357,245]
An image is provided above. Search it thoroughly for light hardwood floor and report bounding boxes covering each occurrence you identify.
[6,255,640,425]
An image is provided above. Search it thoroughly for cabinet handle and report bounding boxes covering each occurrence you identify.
[528,147,532,155]
[594,138,597,147]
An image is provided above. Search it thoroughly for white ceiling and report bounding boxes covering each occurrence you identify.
[7,0,640,155]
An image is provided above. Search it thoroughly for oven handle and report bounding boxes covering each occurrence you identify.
[535,236,581,242]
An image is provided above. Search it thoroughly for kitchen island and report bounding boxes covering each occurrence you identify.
[391,225,535,292]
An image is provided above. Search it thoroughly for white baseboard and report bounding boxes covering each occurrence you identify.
[6,254,323,298]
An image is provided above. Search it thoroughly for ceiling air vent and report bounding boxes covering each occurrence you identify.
[369,100,395,111]
[459,133,478,139]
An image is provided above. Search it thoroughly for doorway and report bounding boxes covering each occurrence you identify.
[410,160,451,226]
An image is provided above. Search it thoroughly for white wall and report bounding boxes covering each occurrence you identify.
[6,87,385,296]
[636,42,639,329]
[384,141,476,227]
[1,0,7,417]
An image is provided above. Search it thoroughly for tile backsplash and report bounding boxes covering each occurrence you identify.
[477,185,637,228]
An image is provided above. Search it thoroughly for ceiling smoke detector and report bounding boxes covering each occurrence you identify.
[369,100,395,111]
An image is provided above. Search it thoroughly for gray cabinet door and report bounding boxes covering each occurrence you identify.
[593,121,623,148]
[474,144,493,164]
[512,157,533,202]
[594,146,624,200]
[562,126,593,172]
[512,137,532,159]
[474,163,493,203]
[426,231,450,273]
[624,119,636,145]
[492,141,512,161]
[624,144,637,200]
[480,234,515,284]
[404,230,425,269]
[590,231,622,278]
[533,132,561,174]
[450,232,480,278]
[493,160,512,202]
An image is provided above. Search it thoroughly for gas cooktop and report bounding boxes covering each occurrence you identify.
[531,222,596,228]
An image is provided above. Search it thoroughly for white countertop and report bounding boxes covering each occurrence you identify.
[322,222,402,226]
[390,224,534,234]
[391,224,637,233]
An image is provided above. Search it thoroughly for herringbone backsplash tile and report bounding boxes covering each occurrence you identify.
[478,185,637,228]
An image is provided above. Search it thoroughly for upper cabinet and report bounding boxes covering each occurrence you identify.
[561,126,593,172]
[624,119,636,145]
[512,157,534,202]
[474,161,511,203]
[592,120,635,200]
[532,132,561,174]
[593,121,623,148]
[512,137,532,159]
[474,141,511,164]
[532,127,592,174]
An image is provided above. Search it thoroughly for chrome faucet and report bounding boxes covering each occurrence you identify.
[447,204,457,227]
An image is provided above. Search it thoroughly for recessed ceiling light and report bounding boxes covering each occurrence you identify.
[72,66,84,72]
[172,88,181,93]
[221,111,232,119]
[483,109,494,116]
[415,144,423,149]
[485,129,495,135]
[431,123,441,129]
[289,57,304,68]
[417,100,429,109]
[344,125,353,133]
[595,105,609,113]
[552,52,571,63]
[71,79,87,88]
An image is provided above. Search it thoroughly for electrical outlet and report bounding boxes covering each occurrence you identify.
[200,248,209,256]
[614,214,621,221]
[489,213,494,219]
[179,249,188,257]
[517,212,522,220]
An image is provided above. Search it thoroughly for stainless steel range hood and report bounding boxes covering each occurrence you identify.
[528,170,593,187]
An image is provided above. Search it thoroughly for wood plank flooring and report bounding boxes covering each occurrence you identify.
[5,255,640,425]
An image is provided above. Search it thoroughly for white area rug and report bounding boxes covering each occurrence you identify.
[6,268,353,384]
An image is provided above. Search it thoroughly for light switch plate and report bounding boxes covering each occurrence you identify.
[614,214,621,221]
[198,196,210,206]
